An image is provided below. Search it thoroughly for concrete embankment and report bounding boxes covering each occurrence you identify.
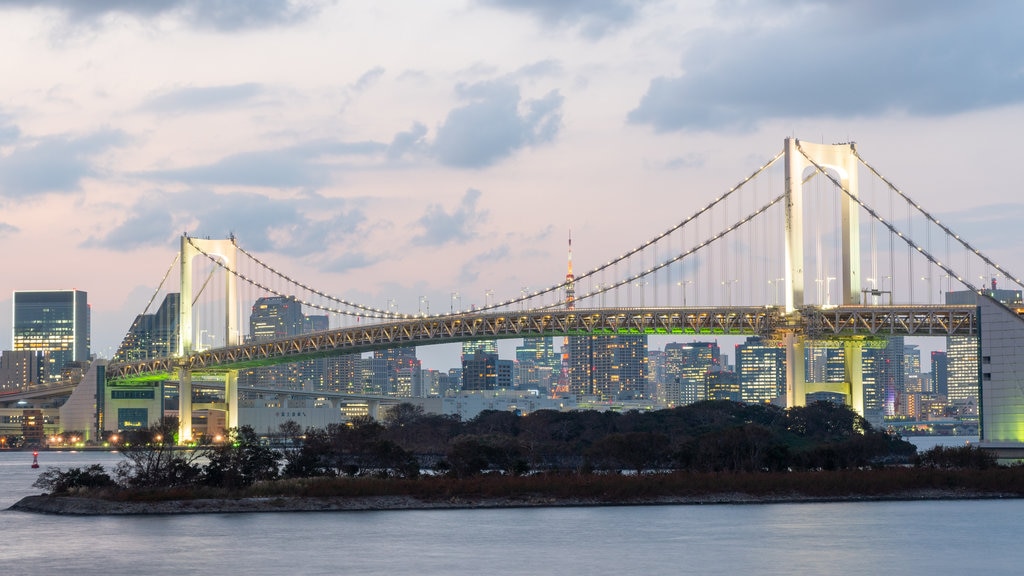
[10,490,1015,516]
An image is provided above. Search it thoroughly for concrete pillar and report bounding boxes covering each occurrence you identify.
[178,367,192,443]
[226,370,238,429]
[844,341,864,416]
[784,332,807,407]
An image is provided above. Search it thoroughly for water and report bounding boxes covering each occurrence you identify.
[1,448,1019,575]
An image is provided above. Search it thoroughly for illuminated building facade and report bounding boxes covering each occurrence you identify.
[663,341,720,405]
[735,336,785,404]
[115,293,179,362]
[13,290,90,382]
[944,285,1021,405]
[567,335,648,400]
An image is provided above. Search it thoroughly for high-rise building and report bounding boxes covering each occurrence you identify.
[372,347,420,396]
[662,341,719,406]
[735,336,785,404]
[463,349,498,390]
[0,350,46,391]
[567,335,648,400]
[249,296,305,341]
[462,339,497,357]
[115,293,179,362]
[706,370,740,401]
[13,290,90,381]
[931,351,948,397]
[943,284,1021,404]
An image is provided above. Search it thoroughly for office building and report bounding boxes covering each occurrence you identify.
[13,290,90,381]
[735,336,785,404]
[944,284,1021,404]
[662,341,719,406]
[114,293,179,362]
[567,335,648,400]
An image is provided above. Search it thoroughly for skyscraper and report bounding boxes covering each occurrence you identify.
[114,293,179,362]
[249,295,305,341]
[662,341,720,405]
[944,284,1022,405]
[13,290,90,381]
[567,335,648,400]
[735,336,785,404]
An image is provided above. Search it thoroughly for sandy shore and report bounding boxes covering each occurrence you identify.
[10,490,1017,515]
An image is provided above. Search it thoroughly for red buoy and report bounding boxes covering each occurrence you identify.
[31,451,39,469]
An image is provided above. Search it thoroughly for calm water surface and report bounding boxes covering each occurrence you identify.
[1,441,1014,575]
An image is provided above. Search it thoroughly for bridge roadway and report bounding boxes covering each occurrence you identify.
[106,304,977,385]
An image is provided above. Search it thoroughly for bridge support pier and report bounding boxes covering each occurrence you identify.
[366,400,381,421]
[784,333,807,407]
[226,370,239,430]
[844,341,864,417]
[178,368,193,443]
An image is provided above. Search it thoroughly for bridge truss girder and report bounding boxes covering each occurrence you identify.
[106,305,977,386]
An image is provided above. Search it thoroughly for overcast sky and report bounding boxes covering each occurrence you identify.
[1,0,1022,368]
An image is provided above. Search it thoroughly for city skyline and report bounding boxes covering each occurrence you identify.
[1,2,1022,369]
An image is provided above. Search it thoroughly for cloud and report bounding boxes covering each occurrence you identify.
[141,139,385,188]
[387,123,429,161]
[433,80,563,168]
[0,129,128,197]
[0,221,18,236]
[515,60,564,79]
[476,0,650,39]
[0,113,20,145]
[352,67,385,92]
[459,244,510,285]
[413,188,488,246]
[629,1,1024,132]
[86,188,367,256]
[0,0,330,32]
[140,83,266,114]
[323,251,374,273]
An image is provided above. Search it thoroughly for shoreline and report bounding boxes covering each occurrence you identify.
[10,489,1019,516]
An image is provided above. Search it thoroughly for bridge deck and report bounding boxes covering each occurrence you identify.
[106,305,977,384]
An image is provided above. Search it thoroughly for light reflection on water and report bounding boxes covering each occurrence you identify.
[1,448,1016,575]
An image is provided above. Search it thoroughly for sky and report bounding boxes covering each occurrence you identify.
[1,0,1023,370]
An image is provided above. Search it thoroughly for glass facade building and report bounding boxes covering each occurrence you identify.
[13,290,90,382]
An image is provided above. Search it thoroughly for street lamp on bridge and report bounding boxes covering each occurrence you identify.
[677,280,693,307]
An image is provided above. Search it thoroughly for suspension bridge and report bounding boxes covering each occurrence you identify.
[104,138,1024,453]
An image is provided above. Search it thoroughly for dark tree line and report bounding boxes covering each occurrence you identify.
[280,400,918,478]
[41,401,979,496]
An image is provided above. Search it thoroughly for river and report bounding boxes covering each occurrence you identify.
[1,439,1015,575]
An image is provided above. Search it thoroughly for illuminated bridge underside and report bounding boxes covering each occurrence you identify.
[106,305,977,384]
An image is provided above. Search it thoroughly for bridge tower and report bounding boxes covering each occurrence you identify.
[782,139,865,414]
[177,235,241,442]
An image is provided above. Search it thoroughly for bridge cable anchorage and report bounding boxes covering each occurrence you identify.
[795,141,1012,297]
[535,192,786,311]
[488,150,786,313]
[185,236,404,319]
[853,150,1024,292]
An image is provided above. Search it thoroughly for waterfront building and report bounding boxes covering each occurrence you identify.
[13,290,90,382]
[945,284,1022,405]
[0,350,46,391]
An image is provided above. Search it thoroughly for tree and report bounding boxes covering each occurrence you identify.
[34,464,118,494]
[202,426,282,489]
[114,417,204,489]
